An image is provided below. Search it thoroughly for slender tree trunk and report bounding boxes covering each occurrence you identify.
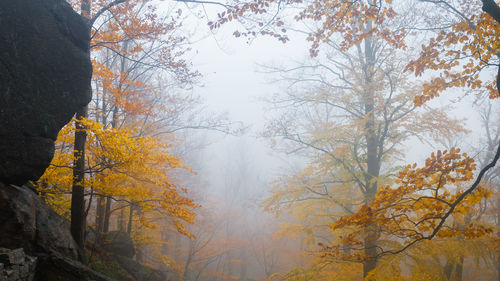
[482,10,500,281]
[103,104,118,232]
[71,106,88,252]
[136,249,143,263]
[444,260,453,280]
[127,203,134,234]
[183,241,194,281]
[444,257,464,281]
[363,98,379,277]
[456,255,464,281]
[70,0,91,250]
[239,247,248,280]
[119,204,125,231]
[497,252,500,281]
[115,41,129,232]
[103,196,112,232]
[95,196,105,239]
[94,85,106,242]
[70,0,92,257]
[361,26,380,279]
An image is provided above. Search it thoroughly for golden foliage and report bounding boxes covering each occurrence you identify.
[325,148,493,260]
[39,117,199,236]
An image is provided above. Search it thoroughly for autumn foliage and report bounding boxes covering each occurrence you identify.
[325,148,493,260]
[406,5,500,104]
[30,0,500,279]
[37,0,201,274]
[39,117,198,235]
[205,0,500,279]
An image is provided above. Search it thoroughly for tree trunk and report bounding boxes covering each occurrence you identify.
[70,0,91,259]
[456,255,464,281]
[95,70,107,240]
[444,260,453,280]
[444,257,464,281]
[239,247,248,280]
[71,106,88,253]
[497,252,500,281]
[103,105,118,232]
[362,27,380,279]
[127,203,133,234]
[103,196,112,232]
[119,202,125,231]
[183,241,194,281]
[95,196,105,240]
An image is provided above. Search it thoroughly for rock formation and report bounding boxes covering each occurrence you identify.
[0,183,79,260]
[0,0,104,280]
[0,248,37,281]
[0,0,167,280]
[0,0,92,185]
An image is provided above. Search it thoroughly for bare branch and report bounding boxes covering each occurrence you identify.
[89,0,126,26]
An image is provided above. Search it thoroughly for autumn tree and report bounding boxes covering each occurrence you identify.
[468,101,500,280]
[38,116,200,238]
[37,0,206,258]
[197,0,426,277]
[257,10,467,281]
[323,101,500,279]
[196,0,500,276]
[320,0,500,264]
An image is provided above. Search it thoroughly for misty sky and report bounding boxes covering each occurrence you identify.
[155,1,493,197]
[166,4,312,195]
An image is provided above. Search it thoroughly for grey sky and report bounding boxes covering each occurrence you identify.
[157,1,493,195]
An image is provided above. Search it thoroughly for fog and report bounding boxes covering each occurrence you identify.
[35,0,500,280]
[144,2,500,280]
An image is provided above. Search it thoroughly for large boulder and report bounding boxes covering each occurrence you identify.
[0,183,79,260]
[0,248,37,281]
[0,0,92,185]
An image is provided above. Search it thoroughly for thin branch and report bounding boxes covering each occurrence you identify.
[175,0,231,9]
[382,141,500,256]
[89,0,126,26]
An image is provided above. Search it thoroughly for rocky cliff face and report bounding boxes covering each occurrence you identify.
[0,0,92,185]
[0,248,37,281]
[0,0,101,280]
[0,1,165,280]
[0,183,79,260]
[0,183,119,281]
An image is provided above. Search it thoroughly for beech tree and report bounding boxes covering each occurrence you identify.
[195,0,500,278]
[260,10,467,279]
[39,0,200,254]
[35,0,500,278]
[324,0,500,264]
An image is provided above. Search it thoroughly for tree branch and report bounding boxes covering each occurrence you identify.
[382,140,500,256]
[175,0,231,9]
[89,0,126,26]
